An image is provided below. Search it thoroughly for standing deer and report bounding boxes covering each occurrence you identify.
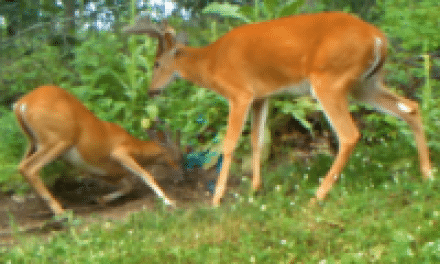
[14,85,183,216]
[123,12,433,206]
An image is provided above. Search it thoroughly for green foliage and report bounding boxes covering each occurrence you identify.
[203,0,305,22]
[72,33,154,132]
[273,96,317,134]
[376,0,440,53]
[371,0,440,154]
[0,108,25,191]
[174,0,254,17]
[152,80,229,148]
[202,2,251,22]
[1,43,72,96]
[374,0,439,91]
[262,0,306,19]
[321,0,377,20]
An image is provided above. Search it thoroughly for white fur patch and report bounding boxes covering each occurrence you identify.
[362,37,382,80]
[284,79,312,96]
[270,79,312,97]
[20,103,27,113]
[63,147,107,176]
[258,99,269,147]
[397,102,412,113]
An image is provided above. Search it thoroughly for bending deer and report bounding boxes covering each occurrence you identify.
[123,12,432,206]
[14,85,182,216]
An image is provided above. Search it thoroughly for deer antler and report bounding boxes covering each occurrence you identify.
[123,16,177,58]
[122,16,162,36]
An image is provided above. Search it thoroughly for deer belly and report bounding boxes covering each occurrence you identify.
[268,79,312,97]
[62,147,107,176]
[282,79,312,96]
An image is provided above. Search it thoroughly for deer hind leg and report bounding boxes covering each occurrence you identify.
[15,107,38,162]
[19,141,71,216]
[97,177,133,205]
[18,138,37,172]
[310,75,361,202]
[362,82,432,179]
[251,98,269,191]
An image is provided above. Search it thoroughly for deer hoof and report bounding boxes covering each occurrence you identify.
[164,198,176,207]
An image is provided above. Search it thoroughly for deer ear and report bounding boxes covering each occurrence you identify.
[159,20,170,31]
[174,47,185,58]
[176,32,188,45]
[163,32,176,52]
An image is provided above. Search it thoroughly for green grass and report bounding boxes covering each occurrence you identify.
[1,140,439,263]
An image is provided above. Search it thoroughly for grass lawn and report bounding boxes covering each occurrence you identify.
[1,140,439,263]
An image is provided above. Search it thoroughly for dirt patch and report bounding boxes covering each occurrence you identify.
[0,167,239,248]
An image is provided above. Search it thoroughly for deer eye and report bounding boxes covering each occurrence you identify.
[153,61,160,68]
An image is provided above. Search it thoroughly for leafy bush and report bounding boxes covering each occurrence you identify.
[0,108,26,191]
[371,0,440,155]
[376,0,439,53]
[0,42,74,97]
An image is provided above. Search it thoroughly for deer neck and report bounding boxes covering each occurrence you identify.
[176,46,213,89]
[134,141,166,162]
[174,45,251,100]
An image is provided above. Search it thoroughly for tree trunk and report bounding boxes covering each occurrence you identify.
[64,0,75,34]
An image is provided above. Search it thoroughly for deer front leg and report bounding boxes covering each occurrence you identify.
[213,98,252,206]
[111,148,175,206]
[97,178,134,205]
[251,98,269,191]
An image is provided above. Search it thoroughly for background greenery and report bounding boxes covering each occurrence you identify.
[0,0,439,262]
